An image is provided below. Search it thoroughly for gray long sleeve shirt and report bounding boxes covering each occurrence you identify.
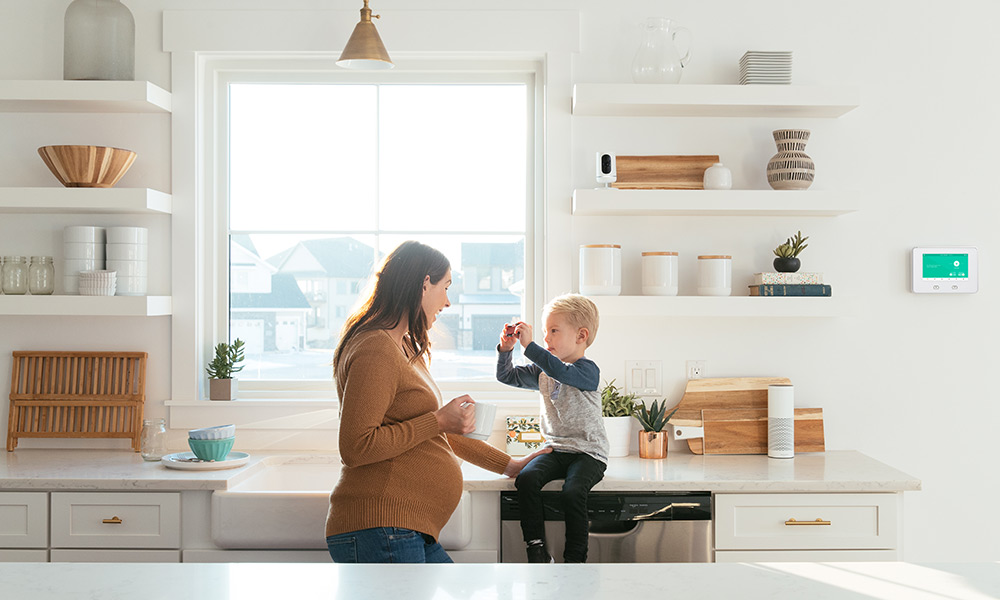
[496,342,609,464]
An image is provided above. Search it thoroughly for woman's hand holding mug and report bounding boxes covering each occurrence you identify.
[434,394,476,435]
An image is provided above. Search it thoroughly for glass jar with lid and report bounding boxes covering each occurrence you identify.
[2,256,28,295]
[28,256,55,295]
[140,417,168,461]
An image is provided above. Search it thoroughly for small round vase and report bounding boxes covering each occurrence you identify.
[773,257,801,273]
[703,162,732,190]
[766,129,815,190]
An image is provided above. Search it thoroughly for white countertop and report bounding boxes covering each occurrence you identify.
[0,562,995,599]
[0,449,920,493]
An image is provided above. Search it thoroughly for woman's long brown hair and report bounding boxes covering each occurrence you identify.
[333,240,450,376]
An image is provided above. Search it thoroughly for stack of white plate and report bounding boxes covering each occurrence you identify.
[107,226,148,296]
[63,226,105,295]
[78,270,117,296]
[739,51,792,84]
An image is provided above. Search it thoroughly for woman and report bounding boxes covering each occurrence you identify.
[327,240,547,563]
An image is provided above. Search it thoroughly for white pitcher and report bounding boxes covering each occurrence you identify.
[631,17,692,84]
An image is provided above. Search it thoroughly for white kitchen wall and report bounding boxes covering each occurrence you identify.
[0,0,997,562]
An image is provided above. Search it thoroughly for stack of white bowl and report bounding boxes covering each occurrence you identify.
[63,226,105,295]
[107,226,148,296]
[78,270,117,296]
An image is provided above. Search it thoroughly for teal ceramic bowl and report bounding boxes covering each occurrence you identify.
[188,436,235,462]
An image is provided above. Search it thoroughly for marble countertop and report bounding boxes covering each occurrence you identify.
[0,449,920,493]
[0,562,995,599]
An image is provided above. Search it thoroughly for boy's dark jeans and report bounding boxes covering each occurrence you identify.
[514,450,607,563]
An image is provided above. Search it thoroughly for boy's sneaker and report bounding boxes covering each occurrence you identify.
[526,541,554,563]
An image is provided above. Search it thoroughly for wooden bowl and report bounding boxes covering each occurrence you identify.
[37,145,137,188]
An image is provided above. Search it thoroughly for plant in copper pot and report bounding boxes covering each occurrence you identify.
[772,230,809,273]
[635,399,678,459]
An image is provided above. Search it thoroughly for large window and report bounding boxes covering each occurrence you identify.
[223,69,535,386]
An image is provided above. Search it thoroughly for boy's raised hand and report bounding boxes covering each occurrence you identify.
[498,322,518,352]
[516,322,533,348]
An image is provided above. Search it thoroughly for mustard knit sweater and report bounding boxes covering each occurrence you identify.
[327,329,511,541]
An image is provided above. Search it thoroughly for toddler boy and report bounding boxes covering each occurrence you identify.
[496,293,609,563]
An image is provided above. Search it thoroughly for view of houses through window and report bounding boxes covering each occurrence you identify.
[226,79,532,383]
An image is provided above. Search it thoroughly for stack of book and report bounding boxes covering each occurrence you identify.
[749,272,831,296]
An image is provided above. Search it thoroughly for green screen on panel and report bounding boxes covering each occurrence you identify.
[923,254,968,278]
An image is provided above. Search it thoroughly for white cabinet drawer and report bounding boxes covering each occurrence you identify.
[715,493,898,551]
[715,549,898,562]
[0,549,48,562]
[51,492,180,549]
[0,492,48,548]
[51,549,181,563]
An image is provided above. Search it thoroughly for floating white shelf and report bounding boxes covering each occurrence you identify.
[0,187,172,214]
[0,80,171,113]
[572,84,860,118]
[590,295,847,318]
[573,189,859,217]
[0,295,172,317]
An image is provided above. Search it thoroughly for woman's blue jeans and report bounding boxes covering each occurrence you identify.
[326,527,453,563]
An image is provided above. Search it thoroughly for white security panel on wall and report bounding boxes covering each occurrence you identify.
[911,247,978,293]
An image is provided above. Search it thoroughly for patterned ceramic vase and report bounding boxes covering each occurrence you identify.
[766,129,815,190]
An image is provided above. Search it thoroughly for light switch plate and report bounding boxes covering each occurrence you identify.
[625,360,662,396]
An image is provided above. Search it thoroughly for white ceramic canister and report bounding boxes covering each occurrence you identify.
[703,162,733,190]
[641,251,679,296]
[579,244,621,296]
[697,255,732,296]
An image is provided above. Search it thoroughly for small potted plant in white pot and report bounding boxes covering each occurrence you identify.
[634,399,678,459]
[600,379,638,458]
[206,339,245,401]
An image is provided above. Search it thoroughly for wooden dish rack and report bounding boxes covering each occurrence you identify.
[6,351,148,452]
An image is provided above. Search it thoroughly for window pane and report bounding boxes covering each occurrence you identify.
[229,84,378,231]
[379,233,526,382]
[379,85,527,232]
[231,234,377,380]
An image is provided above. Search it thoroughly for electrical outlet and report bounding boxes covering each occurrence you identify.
[625,360,662,396]
[686,360,706,380]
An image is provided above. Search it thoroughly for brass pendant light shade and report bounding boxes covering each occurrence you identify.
[337,0,394,70]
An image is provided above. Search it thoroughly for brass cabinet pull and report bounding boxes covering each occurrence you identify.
[102,516,123,524]
[785,518,831,526]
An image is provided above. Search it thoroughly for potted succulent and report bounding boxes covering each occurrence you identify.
[206,339,245,401]
[600,379,639,458]
[634,399,679,459]
[773,230,809,273]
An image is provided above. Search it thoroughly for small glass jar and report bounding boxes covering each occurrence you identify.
[2,256,28,295]
[140,417,168,462]
[28,256,55,295]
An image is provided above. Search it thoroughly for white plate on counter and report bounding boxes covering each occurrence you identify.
[161,451,250,471]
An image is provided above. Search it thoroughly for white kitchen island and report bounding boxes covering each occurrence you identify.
[0,561,996,599]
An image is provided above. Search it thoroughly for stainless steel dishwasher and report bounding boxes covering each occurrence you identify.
[500,490,712,563]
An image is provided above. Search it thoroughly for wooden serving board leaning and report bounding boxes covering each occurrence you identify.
[667,377,825,455]
[611,155,720,190]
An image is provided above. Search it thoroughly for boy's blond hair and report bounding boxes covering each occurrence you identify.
[542,293,600,347]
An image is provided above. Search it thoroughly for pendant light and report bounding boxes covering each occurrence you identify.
[337,0,394,70]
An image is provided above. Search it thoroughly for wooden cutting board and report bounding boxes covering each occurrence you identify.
[611,155,720,190]
[701,407,825,455]
[667,377,826,455]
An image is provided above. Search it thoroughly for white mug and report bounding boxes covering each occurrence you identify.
[464,402,497,441]
[697,255,731,296]
[579,244,621,296]
[641,251,679,296]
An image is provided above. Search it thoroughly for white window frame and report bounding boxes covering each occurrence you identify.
[163,9,578,428]
[214,60,541,398]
